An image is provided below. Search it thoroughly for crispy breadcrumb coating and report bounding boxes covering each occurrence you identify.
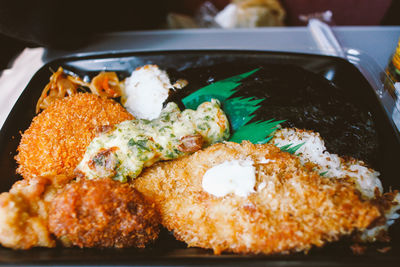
[48,179,160,248]
[271,128,383,199]
[16,93,133,180]
[134,141,383,255]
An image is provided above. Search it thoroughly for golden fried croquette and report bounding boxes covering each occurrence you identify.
[134,141,383,255]
[16,93,133,181]
[0,175,70,249]
[48,179,160,248]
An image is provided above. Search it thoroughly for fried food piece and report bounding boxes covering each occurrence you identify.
[16,93,133,181]
[271,128,383,199]
[0,175,159,249]
[76,99,229,182]
[134,141,383,254]
[48,179,160,248]
[272,128,400,243]
[0,175,70,249]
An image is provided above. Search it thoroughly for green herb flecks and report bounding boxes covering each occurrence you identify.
[165,150,176,159]
[128,139,151,152]
[320,171,328,176]
[279,142,305,155]
[92,154,105,166]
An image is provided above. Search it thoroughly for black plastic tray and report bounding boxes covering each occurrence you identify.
[0,50,399,266]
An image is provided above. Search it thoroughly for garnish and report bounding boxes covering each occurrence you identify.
[230,120,284,144]
[183,69,284,144]
[278,142,305,155]
[182,69,259,110]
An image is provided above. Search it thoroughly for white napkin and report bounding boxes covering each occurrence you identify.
[0,48,44,128]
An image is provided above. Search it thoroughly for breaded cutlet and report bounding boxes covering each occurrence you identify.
[48,179,160,248]
[16,93,133,181]
[134,141,383,254]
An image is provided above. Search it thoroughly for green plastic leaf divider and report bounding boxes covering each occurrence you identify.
[229,120,285,144]
[223,97,264,131]
[182,68,259,110]
[182,68,286,144]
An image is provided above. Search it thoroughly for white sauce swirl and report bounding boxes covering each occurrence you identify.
[202,159,256,197]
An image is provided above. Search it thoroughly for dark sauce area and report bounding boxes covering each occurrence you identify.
[168,64,380,168]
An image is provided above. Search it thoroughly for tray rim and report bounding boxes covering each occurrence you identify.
[3,49,398,141]
[0,49,374,133]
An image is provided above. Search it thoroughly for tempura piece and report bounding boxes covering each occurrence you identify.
[16,93,133,181]
[0,175,160,249]
[48,179,160,248]
[0,175,69,249]
[134,141,383,255]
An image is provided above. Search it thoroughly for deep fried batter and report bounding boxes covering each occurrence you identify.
[48,179,160,248]
[0,175,70,249]
[16,93,133,181]
[134,141,383,255]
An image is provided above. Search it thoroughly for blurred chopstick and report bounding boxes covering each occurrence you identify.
[308,18,345,58]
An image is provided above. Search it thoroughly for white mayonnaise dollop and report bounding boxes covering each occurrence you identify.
[202,159,256,197]
[123,65,173,120]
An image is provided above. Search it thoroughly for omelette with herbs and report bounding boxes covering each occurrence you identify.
[76,99,230,182]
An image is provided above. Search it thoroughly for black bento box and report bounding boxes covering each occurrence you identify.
[0,51,399,266]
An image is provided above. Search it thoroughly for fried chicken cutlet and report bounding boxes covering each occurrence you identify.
[0,177,160,249]
[0,175,70,249]
[0,176,160,249]
[48,179,160,248]
[134,141,383,254]
[16,93,133,181]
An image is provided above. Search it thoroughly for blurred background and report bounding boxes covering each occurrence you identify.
[1,0,400,71]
